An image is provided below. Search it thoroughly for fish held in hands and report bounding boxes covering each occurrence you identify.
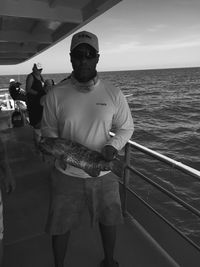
[38,137,117,177]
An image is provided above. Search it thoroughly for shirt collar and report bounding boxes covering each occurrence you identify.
[70,72,100,92]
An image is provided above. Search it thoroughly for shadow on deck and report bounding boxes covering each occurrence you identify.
[0,115,177,267]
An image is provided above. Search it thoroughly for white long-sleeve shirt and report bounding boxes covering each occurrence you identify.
[41,76,134,178]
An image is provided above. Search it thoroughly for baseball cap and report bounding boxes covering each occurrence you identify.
[9,78,15,83]
[70,31,99,52]
[33,62,43,70]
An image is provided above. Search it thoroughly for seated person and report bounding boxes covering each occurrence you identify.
[9,79,26,102]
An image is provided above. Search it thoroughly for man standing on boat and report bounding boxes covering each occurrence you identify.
[41,31,134,267]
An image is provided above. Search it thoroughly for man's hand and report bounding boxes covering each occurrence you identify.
[101,145,118,161]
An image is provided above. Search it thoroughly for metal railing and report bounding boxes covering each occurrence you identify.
[128,140,200,180]
[118,137,200,250]
[120,138,200,211]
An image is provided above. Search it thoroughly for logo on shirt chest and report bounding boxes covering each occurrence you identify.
[96,102,107,106]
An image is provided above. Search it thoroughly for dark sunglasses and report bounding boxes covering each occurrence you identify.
[70,50,98,60]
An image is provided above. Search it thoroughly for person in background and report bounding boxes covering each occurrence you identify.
[25,63,45,128]
[8,79,16,98]
[41,31,134,267]
[25,63,45,144]
[44,79,55,92]
[0,138,16,265]
[40,79,55,106]
[9,79,26,102]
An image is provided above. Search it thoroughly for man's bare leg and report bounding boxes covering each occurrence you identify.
[52,231,71,267]
[99,223,117,266]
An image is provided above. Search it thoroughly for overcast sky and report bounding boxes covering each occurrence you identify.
[1,0,200,75]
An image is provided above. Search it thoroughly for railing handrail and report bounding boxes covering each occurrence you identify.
[110,132,200,249]
[128,139,200,180]
[110,131,200,214]
[110,132,200,181]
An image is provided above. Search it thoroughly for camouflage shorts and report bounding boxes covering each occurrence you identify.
[0,190,3,240]
[46,168,123,235]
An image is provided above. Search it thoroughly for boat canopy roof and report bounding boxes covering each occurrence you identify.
[0,0,121,65]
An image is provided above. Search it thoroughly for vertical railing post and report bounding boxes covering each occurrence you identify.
[122,142,131,216]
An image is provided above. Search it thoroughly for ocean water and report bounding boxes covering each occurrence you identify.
[99,68,200,246]
[1,67,200,245]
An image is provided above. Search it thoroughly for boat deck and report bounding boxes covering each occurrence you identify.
[1,111,178,267]
[3,215,178,267]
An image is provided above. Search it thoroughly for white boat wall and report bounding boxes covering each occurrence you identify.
[1,1,200,266]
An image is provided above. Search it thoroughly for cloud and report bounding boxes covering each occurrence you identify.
[148,24,168,32]
[141,39,200,51]
[103,41,141,53]
[102,36,200,54]
[172,0,195,5]
[151,35,200,50]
